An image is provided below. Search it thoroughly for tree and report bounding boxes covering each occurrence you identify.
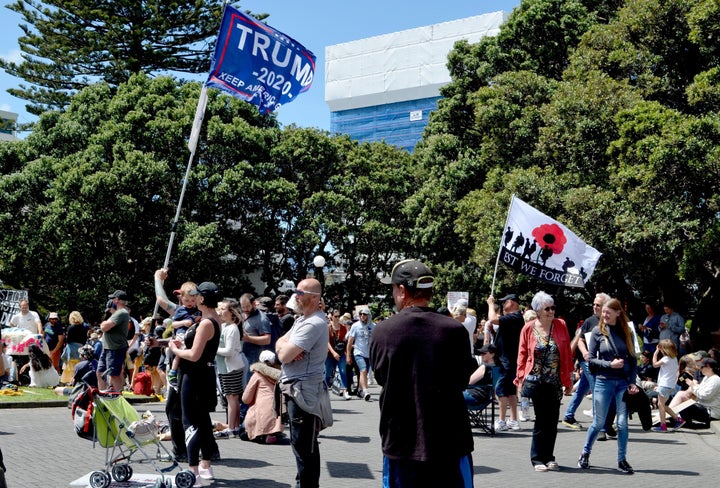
[0,0,229,115]
[0,73,413,321]
[0,73,275,319]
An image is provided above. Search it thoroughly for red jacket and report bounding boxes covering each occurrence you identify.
[515,318,573,391]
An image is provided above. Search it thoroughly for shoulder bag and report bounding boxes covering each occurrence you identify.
[521,321,554,398]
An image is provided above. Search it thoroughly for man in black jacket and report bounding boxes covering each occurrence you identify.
[371,259,477,488]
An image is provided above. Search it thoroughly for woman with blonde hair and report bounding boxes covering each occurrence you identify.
[578,298,638,474]
[60,311,88,384]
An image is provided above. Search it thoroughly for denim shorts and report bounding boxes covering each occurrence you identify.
[354,355,371,372]
[98,347,128,377]
[656,385,676,399]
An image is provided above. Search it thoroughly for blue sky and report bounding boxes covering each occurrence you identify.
[0,0,520,135]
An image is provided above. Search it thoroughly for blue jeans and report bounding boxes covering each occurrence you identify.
[564,360,592,419]
[582,377,630,462]
[383,454,473,488]
[324,354,347,389]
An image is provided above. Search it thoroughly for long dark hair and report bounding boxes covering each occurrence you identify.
[28,344,53,371]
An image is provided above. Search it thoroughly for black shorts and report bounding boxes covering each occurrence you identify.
[495,367,517,397]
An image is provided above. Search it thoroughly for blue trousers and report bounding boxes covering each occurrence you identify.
[583,377,630,462]
[382,454,473,488]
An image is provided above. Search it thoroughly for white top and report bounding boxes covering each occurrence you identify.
[463,315,477,354]
[10,311,41,333]
[695,374,720,419]
[30,366,60,388]
[216,322,246,374]
[657,356,679,388]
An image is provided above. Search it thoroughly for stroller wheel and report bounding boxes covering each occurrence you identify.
[111,464,133,482]
[175,470,196,488]
[89,471,111,488]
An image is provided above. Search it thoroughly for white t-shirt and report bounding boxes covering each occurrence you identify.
[216,323,247,374]
[463,315,477,354]
[348,320,374,358]
[657,355,679,388]
[10,311,41,333]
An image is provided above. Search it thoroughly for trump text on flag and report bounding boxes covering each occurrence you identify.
[206,6,316,114]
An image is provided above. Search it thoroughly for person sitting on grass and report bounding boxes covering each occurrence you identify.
[20,344,60,388]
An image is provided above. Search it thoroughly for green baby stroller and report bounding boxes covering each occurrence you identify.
[72,386,197,488]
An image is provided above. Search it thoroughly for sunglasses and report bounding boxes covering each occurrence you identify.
[295,289,320,297]
[544,306,556,312]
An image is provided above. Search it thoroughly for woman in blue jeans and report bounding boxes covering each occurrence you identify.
[578,298,638,474]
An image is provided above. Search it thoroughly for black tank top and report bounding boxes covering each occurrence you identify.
[180,317,220,373]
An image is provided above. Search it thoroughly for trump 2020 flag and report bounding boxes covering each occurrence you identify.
[206,5,316,114]
[498,196,602,288]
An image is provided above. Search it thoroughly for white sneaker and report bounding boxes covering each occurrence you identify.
[363,389,372,401]
[198,466,215,480]
[342,391,351,400]
[494,420,508,431]
[507,419,521,431]
[519,414,529,422]
[583,409,594,418]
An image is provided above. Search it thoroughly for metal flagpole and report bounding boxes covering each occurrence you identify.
[151,1,235,323]
[491,194,516,296]
[151,85,209,320]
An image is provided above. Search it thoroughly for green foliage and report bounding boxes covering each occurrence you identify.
[407,0,720,335]
[0,72,412,320]
[1,0,228,114]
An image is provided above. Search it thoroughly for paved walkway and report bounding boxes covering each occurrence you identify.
[1,386,719,487]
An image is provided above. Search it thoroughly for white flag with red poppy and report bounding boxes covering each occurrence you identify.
[498,196,602,288]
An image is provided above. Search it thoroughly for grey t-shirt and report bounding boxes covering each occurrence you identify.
[279,310,328,383]
[243,309,272,364]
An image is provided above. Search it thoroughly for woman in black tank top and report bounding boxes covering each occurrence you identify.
[168,281,222,483]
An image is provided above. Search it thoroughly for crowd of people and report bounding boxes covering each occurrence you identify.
[471,290,720,477]
[2,259,720,487]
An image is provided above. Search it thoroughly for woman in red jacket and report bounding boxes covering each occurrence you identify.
[515,291,573,472]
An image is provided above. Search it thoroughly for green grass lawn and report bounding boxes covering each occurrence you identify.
[0,385,158,405]
[0,385,64,403]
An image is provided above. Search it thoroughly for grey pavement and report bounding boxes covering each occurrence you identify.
[1,386,719,487]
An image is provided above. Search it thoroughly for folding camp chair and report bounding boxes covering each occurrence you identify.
[467,365,501,436]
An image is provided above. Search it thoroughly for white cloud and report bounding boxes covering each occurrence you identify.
[0,104,12,112]
[0,49,23,64]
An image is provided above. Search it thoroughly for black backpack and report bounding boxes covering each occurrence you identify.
[70,385,95,441]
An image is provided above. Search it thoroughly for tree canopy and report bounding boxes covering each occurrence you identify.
[2,0,720,347]
[0,0,229,115]
[412,0,720,344]
[0,73,414,321]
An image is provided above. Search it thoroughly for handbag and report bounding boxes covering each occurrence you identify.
[521,322,554,398]
[332,328,346,354]
[521,374,542,398]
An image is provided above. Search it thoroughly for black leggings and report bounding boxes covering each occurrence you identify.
[180,372,217,466]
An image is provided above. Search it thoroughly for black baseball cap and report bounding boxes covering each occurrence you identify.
[499,293,519,303]
[189,282,221,297]
[380,259,434,289]
[108,290,128,300]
